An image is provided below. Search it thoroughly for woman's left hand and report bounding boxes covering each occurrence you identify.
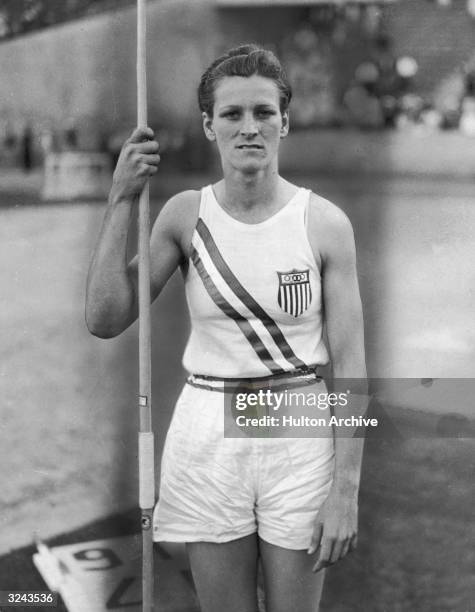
[307,486,359,572]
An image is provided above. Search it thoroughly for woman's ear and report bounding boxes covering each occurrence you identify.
[202,112,216,141]
[280,111,290,138]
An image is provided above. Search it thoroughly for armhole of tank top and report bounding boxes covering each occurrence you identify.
[198,185,210,221]
[185,186,208,274]
[191,186,209,240]
[301,189,321,278]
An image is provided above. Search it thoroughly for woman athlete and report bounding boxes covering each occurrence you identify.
[86,45,367,612]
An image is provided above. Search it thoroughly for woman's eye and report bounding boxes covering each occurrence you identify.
[224,111,240,119]
[256,110,274,118]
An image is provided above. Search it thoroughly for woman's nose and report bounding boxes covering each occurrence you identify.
[240,114,258,136]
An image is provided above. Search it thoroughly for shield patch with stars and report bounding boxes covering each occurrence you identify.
[277,269,312,317]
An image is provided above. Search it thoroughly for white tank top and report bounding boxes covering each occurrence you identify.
[182,185,329,378]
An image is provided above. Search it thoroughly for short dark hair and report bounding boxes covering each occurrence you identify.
[198,44,292,116]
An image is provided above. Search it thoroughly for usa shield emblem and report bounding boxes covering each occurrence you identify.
[277,269,312,317]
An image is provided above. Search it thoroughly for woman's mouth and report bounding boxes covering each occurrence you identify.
[236,144,263,150]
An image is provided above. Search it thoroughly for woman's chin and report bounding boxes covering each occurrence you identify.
[230,157,271,175]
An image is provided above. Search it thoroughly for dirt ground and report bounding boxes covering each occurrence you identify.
[0,174,474,610]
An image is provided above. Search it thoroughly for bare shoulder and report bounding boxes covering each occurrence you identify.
[155,189,200,231]
[151,189,200,249]
[307,191,355,261]
[308,191,354,237]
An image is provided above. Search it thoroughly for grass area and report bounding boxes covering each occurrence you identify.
[321,437,475,612]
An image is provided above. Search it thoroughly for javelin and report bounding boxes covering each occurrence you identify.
[137,0,155,610]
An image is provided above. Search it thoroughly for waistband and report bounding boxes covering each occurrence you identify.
[186,365,323,394]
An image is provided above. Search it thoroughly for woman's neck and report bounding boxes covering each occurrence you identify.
[214,166,294,222]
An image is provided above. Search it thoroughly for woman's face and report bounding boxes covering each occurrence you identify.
[202,74,289,174]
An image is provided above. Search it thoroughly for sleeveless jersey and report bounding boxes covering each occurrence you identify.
[182,185,329,378]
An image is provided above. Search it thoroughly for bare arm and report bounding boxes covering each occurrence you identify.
[319,200,367,492]
[85,127,183,338]
[306,194,368,570]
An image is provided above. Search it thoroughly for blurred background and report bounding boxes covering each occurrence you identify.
[1,0,475,171]
[0,1,474,610]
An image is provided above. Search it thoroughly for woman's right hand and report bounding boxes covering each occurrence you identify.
[111,127,160,202]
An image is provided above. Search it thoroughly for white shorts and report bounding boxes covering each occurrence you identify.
[153,380,334,550]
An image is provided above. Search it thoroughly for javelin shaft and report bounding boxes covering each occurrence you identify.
[137,0,155,611]
[137,0,151,408]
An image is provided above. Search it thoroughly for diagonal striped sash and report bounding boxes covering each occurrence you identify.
[190,219,309,374]
[190,247,286,374]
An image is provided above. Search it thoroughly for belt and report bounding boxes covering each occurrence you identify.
[186,365,323,394]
